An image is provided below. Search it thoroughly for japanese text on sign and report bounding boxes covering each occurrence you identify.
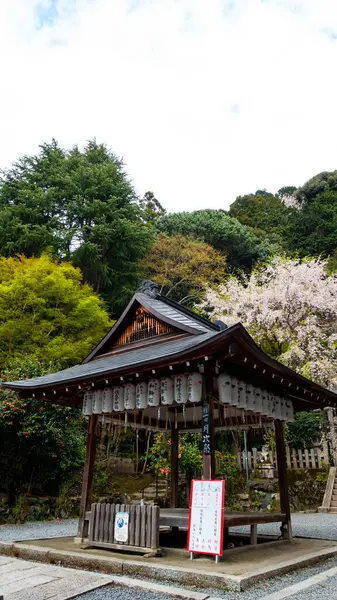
[187,480,225,556]
[202,404,211,454]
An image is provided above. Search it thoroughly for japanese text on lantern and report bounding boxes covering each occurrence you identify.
[187,480,225,556]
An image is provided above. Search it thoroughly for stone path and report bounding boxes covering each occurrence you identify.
[0,555,113,600]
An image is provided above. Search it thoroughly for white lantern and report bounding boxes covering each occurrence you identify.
[246,383,255,411]
[285,399,294,423]
[230,376,239,407]
[102,387,113,413]
[237,380,247,410]
[217,373,232,405]
[252,387,263,413]
[136,382,148,409]
[161,377,174,405]
[92,389,103,414]
[275,396,283,419]
[279,398,286,421]
[82,391,94,416]
[148,379,160,407]
[113,386,124,412]
[188,372,203,403]
[174,374,188,404]
[260,390,270,416]
[124,383,136,410]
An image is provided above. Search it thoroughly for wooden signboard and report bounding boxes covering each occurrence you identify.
[187,480,225,559]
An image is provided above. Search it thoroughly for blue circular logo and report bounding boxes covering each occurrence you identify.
[117,517,124,528]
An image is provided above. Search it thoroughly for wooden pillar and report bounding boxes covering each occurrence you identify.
[170,427,179,508]
[77,414,98,539]
[202,374,215,480]
[275,419,292,539]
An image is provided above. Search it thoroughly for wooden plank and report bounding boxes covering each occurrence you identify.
[99,504,105,542]
[88,503,96,542]
[248,451,252,471]
[310,448,316,469]
[291,448,297,469]
[298,449,304,470]
[140,506,146,548]
[120,504,125,545]
[78,415,98,539]
[317,447,322,468]
[114,504,120,544]
[129,504,135,546]
[304,449,310,469]
[84,540,161,555]
[286,446,291,469]
[252,448,258,471]
[146,505,152,548]
[250,524,257,545]
[275,420,292,539]
[106,503,112,543]
[109,503,115,543]
[135,505,141,547]
[94,503,101,542]
[170,428,179,508]
[151,506,160,549]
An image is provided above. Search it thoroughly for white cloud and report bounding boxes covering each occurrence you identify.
[1,0,337,212]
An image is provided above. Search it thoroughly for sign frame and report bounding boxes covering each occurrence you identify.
[186,479,225,558]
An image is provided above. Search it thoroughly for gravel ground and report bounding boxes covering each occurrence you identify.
[1,515,337,599]
[0,518,78,542]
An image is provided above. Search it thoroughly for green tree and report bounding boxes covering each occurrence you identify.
[286,412,327,450]
[0,359,86,498]
[229,189,296,249]
[141,234,227,305]
[155,209,270,272]
[288,171,337,257]
[139,191,166,225]
[0,140,153,313]
[0,254,111,367]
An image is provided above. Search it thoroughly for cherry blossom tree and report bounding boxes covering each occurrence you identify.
[203,257,337,389]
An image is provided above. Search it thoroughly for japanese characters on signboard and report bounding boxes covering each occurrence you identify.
[187,480,225,556]
[202,403,211,454]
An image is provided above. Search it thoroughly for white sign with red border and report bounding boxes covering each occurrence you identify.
[187,480,225,557]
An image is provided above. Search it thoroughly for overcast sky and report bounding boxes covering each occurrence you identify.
[1,0,337,212]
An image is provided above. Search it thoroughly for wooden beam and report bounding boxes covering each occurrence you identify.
[202,374,215,479]
[275,419,292,539]
[78,414,98,539]
[170,427,179,508]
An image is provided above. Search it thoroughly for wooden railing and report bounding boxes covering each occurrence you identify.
[235,442,330,472]
[87,502,160,555]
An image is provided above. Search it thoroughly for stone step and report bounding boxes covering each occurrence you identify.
[330,508,337,513]
[330,500,337,507]
[331,494,337,501]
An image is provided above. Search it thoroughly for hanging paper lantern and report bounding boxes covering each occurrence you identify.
[260,390,270,416]
[246,383,255,411]
[279,398,286,421]
[92,389,103,414]
[161,377,174,405]
[82,390,94,416]
[217,373,232,405]
[124,383,136,410]
[252,387,263,413]
[230,376,239,406]
[136,381,148,409]
[174,374,188,404]
[187,372,203,403]
[102,387,113,413]
[148,379,160,407]
[237,380,247,410]
[285,399,294,422]
[113,386,124,412]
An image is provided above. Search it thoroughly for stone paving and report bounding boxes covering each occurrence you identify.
[0,555,113,600]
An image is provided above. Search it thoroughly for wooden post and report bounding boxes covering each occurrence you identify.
[275,419,292,539]
[170,427,179,508]
[77,414,98,540]
[202,375,215,480]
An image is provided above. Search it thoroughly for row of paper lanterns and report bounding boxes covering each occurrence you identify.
[82,373,204,415]
[218,374,294,422]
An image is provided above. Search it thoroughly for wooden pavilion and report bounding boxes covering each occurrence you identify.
[4,280,337,553]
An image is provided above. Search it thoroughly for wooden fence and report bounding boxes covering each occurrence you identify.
[88,502,160,554]
[236,442,330,472]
